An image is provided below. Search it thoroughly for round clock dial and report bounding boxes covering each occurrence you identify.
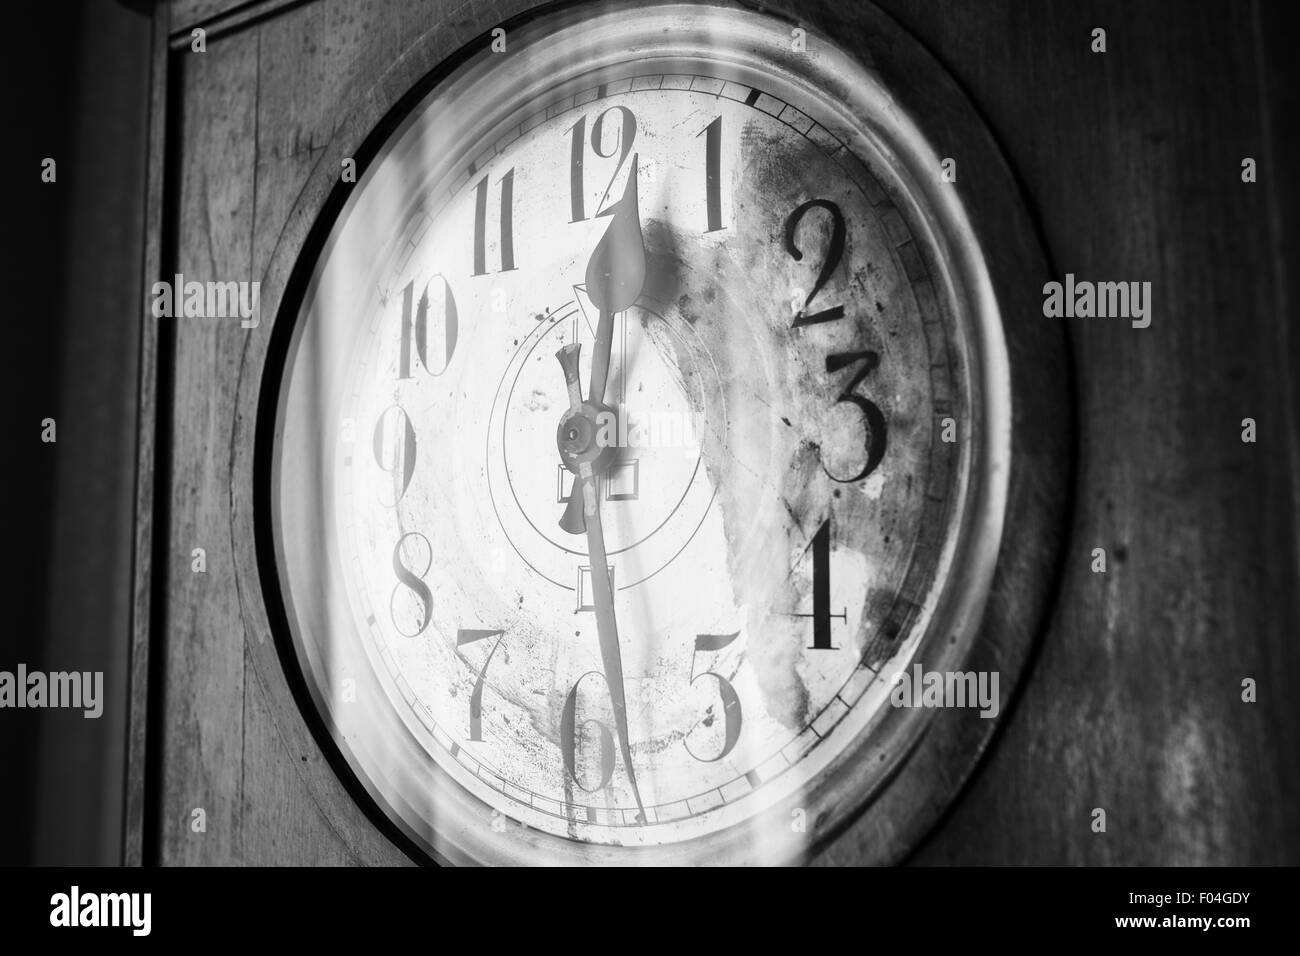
[266,3,1024,865]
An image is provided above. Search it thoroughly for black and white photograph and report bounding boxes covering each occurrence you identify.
[2,0,1297,936]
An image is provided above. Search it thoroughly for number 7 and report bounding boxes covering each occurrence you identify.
[457,628,505,741]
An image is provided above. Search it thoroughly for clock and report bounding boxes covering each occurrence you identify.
[257,0,1069,865]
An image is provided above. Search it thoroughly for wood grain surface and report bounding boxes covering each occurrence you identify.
[861,0,1300,867]
[134,0,1300,865]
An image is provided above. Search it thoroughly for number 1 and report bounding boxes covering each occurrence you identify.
[699,116,724,232]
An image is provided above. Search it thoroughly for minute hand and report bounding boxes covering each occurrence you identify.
[582,459,645,821]
[560,157,646,535]
[556,344,646,822]
[585,154,645,402]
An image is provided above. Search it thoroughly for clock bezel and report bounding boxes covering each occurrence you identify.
[242,0,1072,867]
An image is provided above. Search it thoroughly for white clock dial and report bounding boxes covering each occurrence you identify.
[268,4,1017,865]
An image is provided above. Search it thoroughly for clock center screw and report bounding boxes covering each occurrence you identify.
[556,402,617,476]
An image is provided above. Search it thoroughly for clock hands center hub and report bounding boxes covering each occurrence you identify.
[555,399,618,478]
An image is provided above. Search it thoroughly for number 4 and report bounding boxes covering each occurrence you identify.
[796,520,847,650]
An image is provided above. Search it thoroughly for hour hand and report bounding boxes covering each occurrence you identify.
[557,318,607,535]
[557,342,584,409]
[560,476,590,535]
[556,344,589,536]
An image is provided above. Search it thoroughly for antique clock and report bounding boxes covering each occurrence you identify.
[257,0,1067,865]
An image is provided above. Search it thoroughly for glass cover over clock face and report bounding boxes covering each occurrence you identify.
[269,4,1010,865]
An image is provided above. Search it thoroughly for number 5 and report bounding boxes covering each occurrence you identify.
[686,631,743,763]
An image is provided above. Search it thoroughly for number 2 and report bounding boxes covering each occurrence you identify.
[784,198,846,326]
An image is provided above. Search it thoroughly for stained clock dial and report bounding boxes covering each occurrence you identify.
[269,6,1008,865]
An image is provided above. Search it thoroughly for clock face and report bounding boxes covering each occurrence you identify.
[268,4,1012,864]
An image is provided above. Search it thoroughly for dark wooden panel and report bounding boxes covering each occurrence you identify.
[125,5,173,869]
[169,0,278,32]
[160,32,260,866]
[170,0,244,25]
[845,0,1300,866]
